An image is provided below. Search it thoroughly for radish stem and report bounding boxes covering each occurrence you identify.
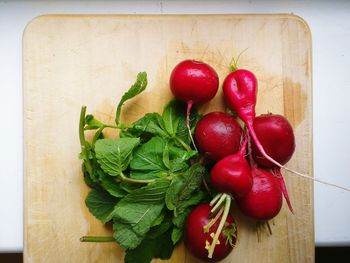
[186,100,198,152]
[208,195,231,259]
[274,167,294,213]
[203,207,224,233]
[210,193,226,216]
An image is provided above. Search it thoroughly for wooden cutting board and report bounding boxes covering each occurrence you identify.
[23,15,313,263]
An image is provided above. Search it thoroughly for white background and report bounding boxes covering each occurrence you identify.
[1,0,349,252]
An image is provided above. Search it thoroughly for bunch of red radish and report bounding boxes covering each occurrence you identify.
[170,59,296,262]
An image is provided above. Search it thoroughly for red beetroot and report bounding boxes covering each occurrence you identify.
[237,168,282,220]
[195,112,242,162]
[251,114,295,168]
[185,203,237,262]
[210,138,252,198]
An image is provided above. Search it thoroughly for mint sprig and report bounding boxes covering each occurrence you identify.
[79,72,208,263]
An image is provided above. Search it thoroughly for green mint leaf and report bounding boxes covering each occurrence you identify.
[113,221,143,249]
[147,220,173,239]
[162,141,170,169]
[169,158,189,173]
[175,102,202,145]
[151,210,166,227]
[124,229,174,263]
[162,100,180,136]
[120,182,142,193]
[165,163,205,213]
[129,170,168,180]
[171,227,183,245]
[130,137,167,172]
[120,113,168,139]
[85,189,118,224]
[114,179,170,237]
[116,72,147,125]
[175,190,207,215]
[172,207,191,228]
[84,114,105,130]
[99,172,127,198]
[95,138,140,176]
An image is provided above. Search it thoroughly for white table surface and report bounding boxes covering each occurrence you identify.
[1,0,350,252]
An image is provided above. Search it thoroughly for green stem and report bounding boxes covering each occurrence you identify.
[92,126,105,147]
[119,172,155,184]
[208,195,232,259]
[79,106,93,176]
[80,236,115,242]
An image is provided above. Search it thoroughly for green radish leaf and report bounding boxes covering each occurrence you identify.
[95,138,140,176]
[85,189,118,224]
[116,72,148,125]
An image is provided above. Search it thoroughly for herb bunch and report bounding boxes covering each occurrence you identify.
[79,72,210,263]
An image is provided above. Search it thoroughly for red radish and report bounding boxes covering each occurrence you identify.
[237,168,282,220]
[185,203,237,262]
[222,69,288,170]
[195,111,242,162]
[170,60,219,148]
[210,137,252,198]
[273,167,294,213]
[250,113,295,213]
[251,114,295,168]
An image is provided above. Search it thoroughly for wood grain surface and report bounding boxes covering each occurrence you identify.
[23,15,313,263]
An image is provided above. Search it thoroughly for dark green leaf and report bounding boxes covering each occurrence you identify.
[162,100,180,136]
[116,72,148,125]
[120,113,168,139]
[175,190,206,215]
[169,158,189,172]
[99,172,127,198]
[95,138,140,176]
[129,170,168,180]
[113,179,170,237]
[171,227,183,245]
[120,182,142,193]
[172,207,191,228]
[130,137,167,172]
[151,210,166,227]
[165,163,205,213]
[147,220,173,239]
[113,221,143,249]
[124,229,174,263]
[85,189,118,224]
[163,141,170,169]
